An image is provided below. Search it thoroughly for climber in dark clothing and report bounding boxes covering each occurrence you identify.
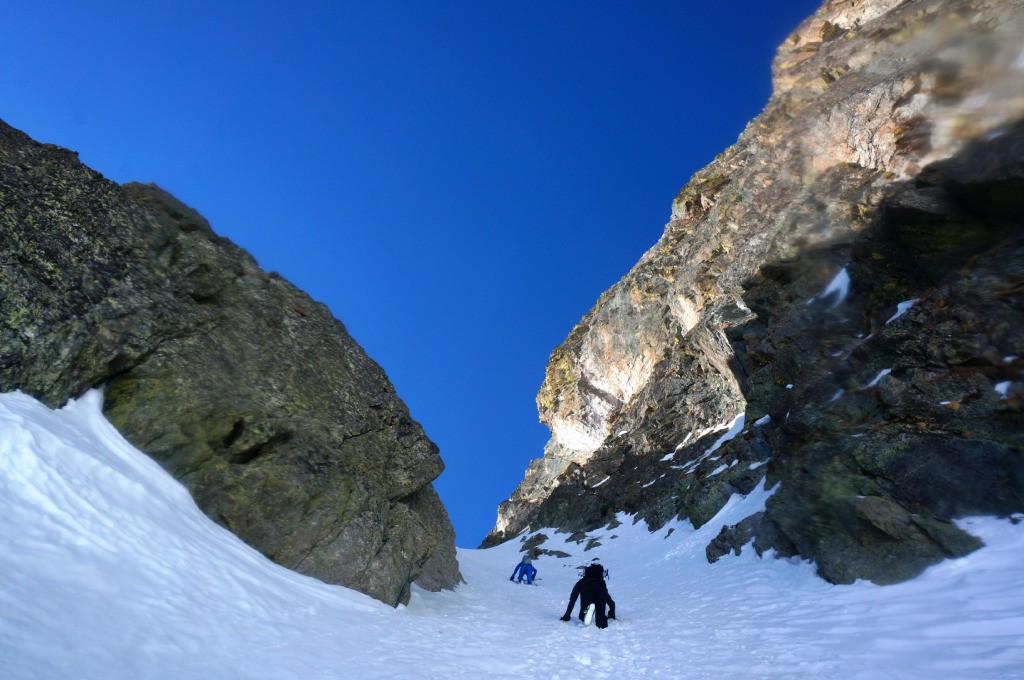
[560,563,616,628]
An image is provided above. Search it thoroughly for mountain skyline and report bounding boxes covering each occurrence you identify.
[3,1,822,544]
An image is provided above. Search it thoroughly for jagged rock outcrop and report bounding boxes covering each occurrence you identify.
[0,120,462,605]
[485,0,1024,584]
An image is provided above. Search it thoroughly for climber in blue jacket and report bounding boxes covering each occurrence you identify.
[510,555,537,584]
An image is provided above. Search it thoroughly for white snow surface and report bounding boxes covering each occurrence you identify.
[3,390,1024,679]
[885,298,920,324]
[705,413,745,457]
[809,267,850,310]
[865,367,893,388]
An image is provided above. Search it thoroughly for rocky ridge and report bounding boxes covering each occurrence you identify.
[0,121,462,605]
[486,0,1024,584]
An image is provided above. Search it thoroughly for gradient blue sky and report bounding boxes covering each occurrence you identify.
[3,1,821,546]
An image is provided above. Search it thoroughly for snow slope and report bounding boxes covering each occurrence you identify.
[1,390,1023,679]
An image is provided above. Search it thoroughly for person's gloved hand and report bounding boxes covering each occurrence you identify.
[560,614,571,622]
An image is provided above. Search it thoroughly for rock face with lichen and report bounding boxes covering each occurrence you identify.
[485,0,1024,585]
[0,120,462,605]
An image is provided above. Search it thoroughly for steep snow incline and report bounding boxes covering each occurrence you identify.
[1,390,1023,679]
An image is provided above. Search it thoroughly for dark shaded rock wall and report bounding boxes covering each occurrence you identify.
[486,0,1023,584]
[0,120,461,605]
[723,127,1024,583]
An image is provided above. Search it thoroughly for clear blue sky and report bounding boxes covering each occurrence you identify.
[3,0,821,546]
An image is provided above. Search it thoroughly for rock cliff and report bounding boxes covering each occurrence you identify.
[0,121,462,605]
[486,0,1024,584]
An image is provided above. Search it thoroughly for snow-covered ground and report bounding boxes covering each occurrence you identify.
[2,390,1023,679]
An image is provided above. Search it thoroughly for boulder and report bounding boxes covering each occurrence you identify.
[486,0,1024,585]
[0,120,462,605]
